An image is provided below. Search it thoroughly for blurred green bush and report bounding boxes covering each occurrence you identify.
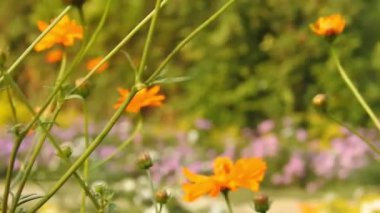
[1,0,380,128]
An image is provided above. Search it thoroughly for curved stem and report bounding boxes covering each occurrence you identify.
[331,48,380,132]
[10,103,63,213]
[4,62,100,210]
[146,0,235,84]
[146,170,159,213]
[2,134,22,213]
[0,6,72,83]
[326,112,380,156]
[222,190,234,213]
[136,0,163,83]
[28,87,138,212]
[72,0,168,93]
[93,116,143,168]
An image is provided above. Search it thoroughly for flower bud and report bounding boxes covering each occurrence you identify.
[58,144,73,159]
[62,0,86,7]
[92,181,108,195]
[155,189,170,204]
[312,94,327,111]
[253,194,270,213]
[75,78,93,99]
[137,152,153,170]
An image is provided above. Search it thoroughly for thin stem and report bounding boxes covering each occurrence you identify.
[158,204,163,213]
[0,6,72,83]
[136,0,163,83]
[331,48,380,132]
[72,0,168,93]
[4,67,99,209]
[81,101,90,213]
[10,103,63,213]
[0,0,113,165]
[93,116,143,168]
[5,85,18,124]
[222,190,234,213]
[146,170,159,213]
[146,0,235,84]
[28,87,138,212]
[326,112,380,155]
[2,133,22,213]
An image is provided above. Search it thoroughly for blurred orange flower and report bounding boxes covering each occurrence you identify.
[35,15,83,52]
[114,85,165,113]
[310,14,346,36]
[182,157,267,202]
[45,49,63,63]
[86,57,109,73]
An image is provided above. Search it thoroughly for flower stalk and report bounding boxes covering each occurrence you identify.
[222,190,234,213]
[331,48,380,133]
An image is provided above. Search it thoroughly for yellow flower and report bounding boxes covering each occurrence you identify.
[310,14,346,36]
[86,57,109,73]
[114,85,165,113]
[35,15,83,52]
[182,157,267,202]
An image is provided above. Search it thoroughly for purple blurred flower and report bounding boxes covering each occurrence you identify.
[257,120,274,134]
[194,118,213,130]
[242,134,279,158]
[312,152,335,178]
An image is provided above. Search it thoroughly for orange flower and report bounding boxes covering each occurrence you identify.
[182,157,267,202]
[35,15,83,52]
[310,14,346,36]
[86,57,109,73]
[114,85,165,113]
[45,49,63,63]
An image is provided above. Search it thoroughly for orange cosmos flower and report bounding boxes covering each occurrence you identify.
[182,157,267,202]
[35,15,83,52]
[86,57,109,73]
[310,14,346,36]
[114,85,165,113]
[45,49,63,63]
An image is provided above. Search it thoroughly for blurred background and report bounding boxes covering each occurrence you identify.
[1,0,380,212]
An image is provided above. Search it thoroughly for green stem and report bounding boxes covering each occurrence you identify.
[10,103,63,213]
[2,133,22,213]
[0,6,72,83]
[326,112,380,155]
[81,101,91,213]
[158,204,163,213]
[28,87,138,212]
[146,170,159,213]
[136,0,163,83]
[5,84,18,124]
[331,48,380,132]
[93,116,143,168]
[0,0,112,163]
[222,190,234,213]
[72,0,168,93]
[11,50,68,208]
[4,62,99,210]
[146,0,235,84]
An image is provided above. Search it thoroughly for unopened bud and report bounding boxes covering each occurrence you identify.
[312,94,327,111]
[155,189,170,204]
[75,78,92,98]
[58,144,73,159]
[137,152,153,170]
[253,194,270,213]
[92,181,108,195]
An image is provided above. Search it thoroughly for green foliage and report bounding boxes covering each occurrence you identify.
[2,0,380,128]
